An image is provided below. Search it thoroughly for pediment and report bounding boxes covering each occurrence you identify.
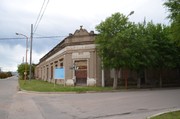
[74,26,89,36]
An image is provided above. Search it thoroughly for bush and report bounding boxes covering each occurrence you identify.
[0,72,12,79]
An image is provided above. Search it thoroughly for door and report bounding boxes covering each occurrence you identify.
[75,60,87,85]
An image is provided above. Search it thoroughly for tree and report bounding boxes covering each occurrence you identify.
[131,22,179,87]
[96,12,179,89]
[129,22,157,88]
[146,22,177,87]
[6,71,12,77]
[164,0,180,45]
[95,12,136,89]
[0,72,12,79]
[164,0,180,83]
[17,63,30,80]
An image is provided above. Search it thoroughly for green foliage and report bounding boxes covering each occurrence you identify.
[143,22,179,86]
[17,63,35,79]
[164,0,180,45]
[164,0,180,21]
[95,12,180,88]
[0,72,12,79]
[95,12,137,89]
[96,12,135,69]
[6,71,12,77]
[96,13,173,71]
[95,13,162,72]
[17,63,29,79]
[128,22,156,70]
[145,22,177,69]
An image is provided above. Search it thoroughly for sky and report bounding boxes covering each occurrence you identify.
[0,0,170,72]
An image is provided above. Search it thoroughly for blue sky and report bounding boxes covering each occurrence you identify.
[0,0,170,71]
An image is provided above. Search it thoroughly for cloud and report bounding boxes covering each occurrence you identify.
[0,44,24,71]
[0,0,169,72]
[32,49,48,64]
[0,43,48,71]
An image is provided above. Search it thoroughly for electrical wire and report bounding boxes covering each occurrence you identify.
[33,0,50,33]
[0,38,24,40]
[34,0,46,31]
[33,33,67,38]
[0,35,67,41]
[35,36,67,39]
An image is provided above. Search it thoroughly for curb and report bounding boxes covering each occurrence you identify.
[17,86,180,95]
[18,88,78,94]
[18,88,123,94]
[146,108,180,119]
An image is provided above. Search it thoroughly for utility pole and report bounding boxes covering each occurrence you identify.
[29,24,33,80]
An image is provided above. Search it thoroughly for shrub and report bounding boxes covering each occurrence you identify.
[0,72,12,79]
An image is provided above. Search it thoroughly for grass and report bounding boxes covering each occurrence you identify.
[19,79,113,93]
[150,110,180,119]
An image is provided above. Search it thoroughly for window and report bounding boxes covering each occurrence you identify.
[59,58,64,68]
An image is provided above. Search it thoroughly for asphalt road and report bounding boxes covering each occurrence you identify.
[0,76,180,119]
[0,76,18,119]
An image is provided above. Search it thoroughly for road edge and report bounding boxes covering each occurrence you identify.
[146,108,180,119]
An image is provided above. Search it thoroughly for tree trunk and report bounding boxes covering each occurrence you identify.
[113,69,119,89]
[124,69,128,89]
[137,71,141,88]
[137,77,141,88]
[144,69,148,85]
[159,69,162,87]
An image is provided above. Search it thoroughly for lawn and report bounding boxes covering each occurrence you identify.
[150,110,180,119]
[19,79,112,93]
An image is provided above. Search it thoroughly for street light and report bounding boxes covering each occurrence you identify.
[16,33,28,81]
[127,11,134,18]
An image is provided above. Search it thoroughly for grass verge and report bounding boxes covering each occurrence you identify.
[19,79,112,93]
[150,110,180,119]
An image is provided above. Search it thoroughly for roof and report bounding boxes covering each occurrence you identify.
[39,26,96,63]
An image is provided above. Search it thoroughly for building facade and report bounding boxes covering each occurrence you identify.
[35,26,102,86]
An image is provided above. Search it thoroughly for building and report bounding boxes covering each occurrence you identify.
[35,26,102,86]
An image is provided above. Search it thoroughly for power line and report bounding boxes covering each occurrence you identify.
[34,0,50,33]
[0,38,24,40]
[35,35,67,39]
[0,35,67,41]
[34,0,46,30]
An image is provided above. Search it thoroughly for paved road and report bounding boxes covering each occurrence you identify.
[0,76,180,119]
[0,76,18,119]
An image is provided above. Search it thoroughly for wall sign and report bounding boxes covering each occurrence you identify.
[54,68,64,79]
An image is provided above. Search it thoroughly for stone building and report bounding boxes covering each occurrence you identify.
[35,26,102,86]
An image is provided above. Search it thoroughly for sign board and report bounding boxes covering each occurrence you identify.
[54,68,65,79]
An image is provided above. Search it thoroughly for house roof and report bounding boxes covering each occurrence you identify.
[39,26,96,63]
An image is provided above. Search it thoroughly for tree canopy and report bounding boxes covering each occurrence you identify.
[164,0,180,45]
[17,63,35,80]
[95,12,179,88]
[95,13,135,70]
